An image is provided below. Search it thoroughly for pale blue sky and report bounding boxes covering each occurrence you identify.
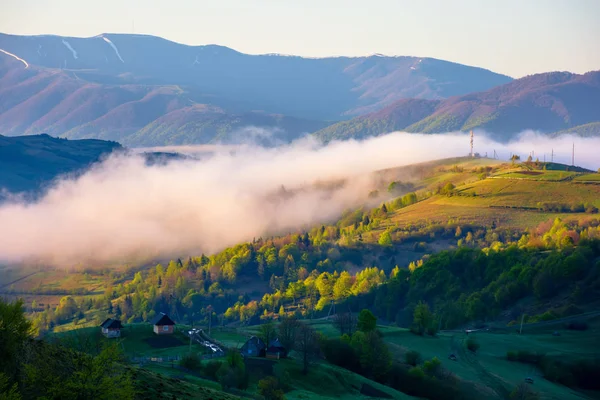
[1,0,598,77]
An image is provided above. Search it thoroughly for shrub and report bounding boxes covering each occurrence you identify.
[426,325,438,336]
[180,353,202,372]
[204,360,222,380]
[466,336,480,353]
[405,350,422,366]
[258,376,285,400]
[408,366,425,379]
[423,357,442,377]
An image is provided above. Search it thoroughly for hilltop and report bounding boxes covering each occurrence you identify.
[315,71,600,141]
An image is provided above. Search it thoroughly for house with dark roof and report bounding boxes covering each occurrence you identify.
[266,338,287,359]
[240,336,266,358]
[151,312,176,335]
[100,318,123,338]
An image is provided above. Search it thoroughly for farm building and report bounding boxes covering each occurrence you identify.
[266,338,287,359]
[100,318,122,338]
[240,336,266,357]
[151,312,176,335]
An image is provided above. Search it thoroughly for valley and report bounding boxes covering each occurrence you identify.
[2,6,600,399]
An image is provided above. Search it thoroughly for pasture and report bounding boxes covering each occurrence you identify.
[54,323,209,358]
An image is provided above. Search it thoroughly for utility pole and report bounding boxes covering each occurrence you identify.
[519,313,525,335]
[470,130,474,157]
[572,142,575,166]
[551,149,554,162]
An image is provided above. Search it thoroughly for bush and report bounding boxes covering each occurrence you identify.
[203,360,222,380]
[510,383,539,400]
[179,353,202,372]
[466,336,480,353]
[426,325,438,336]
[423,357,442,377]
[408,366,425,379]
[405,350,422,366]
[258,376,285,400]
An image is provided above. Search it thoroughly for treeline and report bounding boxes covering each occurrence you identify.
[227,218,600,328]
[346,238,600,329]
[537,202,598,214]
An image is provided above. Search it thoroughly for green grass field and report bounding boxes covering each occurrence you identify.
[281,318,600,400]
[368,175,600,235]
[279,359,417,400]
[130,366,239,399]
[492,170,580,181]
[573,173,600,182]
[54,323,209,358]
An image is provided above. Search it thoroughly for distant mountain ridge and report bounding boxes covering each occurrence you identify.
[314,71,600,141]
[0,32,512,145]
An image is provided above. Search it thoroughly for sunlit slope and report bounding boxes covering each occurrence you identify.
[374,159,600,232]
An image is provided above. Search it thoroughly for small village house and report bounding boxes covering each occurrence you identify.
[266,338,287,359]
[240,336,266,357]
[100,318,122,338]
[151,312,176,335]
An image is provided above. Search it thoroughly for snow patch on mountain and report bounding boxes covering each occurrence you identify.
[62,39,78,59]
[0,48,29,68]
[102,36,125,63]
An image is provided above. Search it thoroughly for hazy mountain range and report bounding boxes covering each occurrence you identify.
[0,33,511,145]
[315,71,600,141]
[1,32,598,147]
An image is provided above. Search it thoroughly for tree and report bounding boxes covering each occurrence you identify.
[333,312,357,336]
[217,351,247,389]
[357,309,377,332]
[350,331,391,382]
[278,317,300,353]
[259,322,277,347]
[413,301,433,335]
[378,231,392,247]
[0,299,32,380]
[295,322,320,375]
[258,376,285,400]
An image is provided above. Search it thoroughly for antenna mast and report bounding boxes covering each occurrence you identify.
[572,142,575,166]
[470,130,474,157]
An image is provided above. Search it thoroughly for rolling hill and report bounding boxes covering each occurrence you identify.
[314,71,600,141]
[0,133,121,195]
[0,33,512,145]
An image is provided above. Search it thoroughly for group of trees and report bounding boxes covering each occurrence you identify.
[0,298,134,399]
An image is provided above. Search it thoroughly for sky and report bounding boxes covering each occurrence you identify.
[0,0,598,77]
